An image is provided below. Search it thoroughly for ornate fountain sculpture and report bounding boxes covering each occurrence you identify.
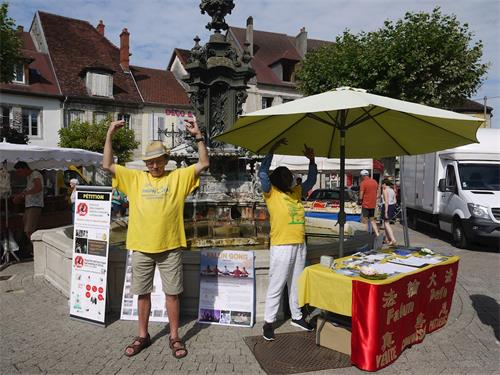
[176,0,269,248]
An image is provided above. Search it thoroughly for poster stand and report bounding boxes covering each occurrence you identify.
[198,249,255,327]
[69,186,112,326]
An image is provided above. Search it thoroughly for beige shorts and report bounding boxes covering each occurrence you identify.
[131,249,183,296]
[24,207,42,235]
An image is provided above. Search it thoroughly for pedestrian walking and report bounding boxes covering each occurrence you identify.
[381,179,397,245]
[359,169,380,237]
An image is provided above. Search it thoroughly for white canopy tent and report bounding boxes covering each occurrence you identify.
[0,141,104,265]
[0,141,103,170]
[271,154,372,172]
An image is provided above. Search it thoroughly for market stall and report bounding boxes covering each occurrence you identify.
[0,141,103,265]
[298,248,459,371]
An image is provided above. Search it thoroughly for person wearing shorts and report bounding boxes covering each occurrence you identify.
[380,179,397,245]
[103,119,209,359]
[359,169,380,236]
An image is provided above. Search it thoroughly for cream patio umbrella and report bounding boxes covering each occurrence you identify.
[214,87,483,256]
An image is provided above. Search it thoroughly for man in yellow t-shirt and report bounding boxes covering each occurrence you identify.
[103,119,209,359]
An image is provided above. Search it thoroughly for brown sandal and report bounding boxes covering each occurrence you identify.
[169,336,188,359]
[124,334,151,357]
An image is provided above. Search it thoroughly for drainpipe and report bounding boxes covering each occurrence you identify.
[62,96,68,127]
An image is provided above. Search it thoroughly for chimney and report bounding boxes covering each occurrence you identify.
[96,20,105,36]
[296,26,307,58]
[17,25,24,33]
[120,28,130,72]
[246,16,253,56]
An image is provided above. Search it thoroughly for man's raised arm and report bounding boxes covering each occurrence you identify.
[102,120,125,176]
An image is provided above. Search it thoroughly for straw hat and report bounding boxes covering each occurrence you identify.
[142,141,170,161]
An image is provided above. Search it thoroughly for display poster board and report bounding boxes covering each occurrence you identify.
[69,186,112,325]
[120,250,169,322]
[198,249,255,327]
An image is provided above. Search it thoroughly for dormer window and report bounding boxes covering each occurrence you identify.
[86,71,113,97]
[282,61,295,82]
[13,64,25,84]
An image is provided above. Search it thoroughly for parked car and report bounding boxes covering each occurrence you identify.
[306,188,357,203]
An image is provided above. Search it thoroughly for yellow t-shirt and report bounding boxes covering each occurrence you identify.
[112,164,199,253]
[263,185,305,246]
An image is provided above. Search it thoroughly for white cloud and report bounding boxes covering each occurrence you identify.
[9,0,499,127]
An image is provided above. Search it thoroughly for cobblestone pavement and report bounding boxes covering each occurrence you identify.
[1,224,499,375]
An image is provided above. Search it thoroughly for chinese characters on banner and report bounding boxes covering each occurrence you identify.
[351,260,459,371]
[69,186,112,325]
[120,250,169,322]
[198,249,255,327]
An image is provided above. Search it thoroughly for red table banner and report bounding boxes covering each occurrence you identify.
[351,260,459,371]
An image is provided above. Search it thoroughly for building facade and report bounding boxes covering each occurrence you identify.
[0,11,191,159]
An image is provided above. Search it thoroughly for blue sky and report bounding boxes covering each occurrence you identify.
[9,0,499,128]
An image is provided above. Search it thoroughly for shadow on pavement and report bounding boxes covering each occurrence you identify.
[149,317,211,344]
[409,222,499,253]
[180,317,211,343]
[470,294,499,341]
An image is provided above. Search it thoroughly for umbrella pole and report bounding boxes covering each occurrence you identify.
[400,156,410,247]
[338,114,346,258]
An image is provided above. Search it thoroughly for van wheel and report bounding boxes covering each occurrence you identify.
[452,220,468,249]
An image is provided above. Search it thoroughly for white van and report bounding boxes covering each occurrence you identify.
[402,128,500,248]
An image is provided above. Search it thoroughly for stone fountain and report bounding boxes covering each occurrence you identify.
[175,0,270,249]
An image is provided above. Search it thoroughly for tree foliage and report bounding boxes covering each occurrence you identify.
[59,118,139,164]
[0,125,29,144]
[0,3,22,83]
[296,7,488,108]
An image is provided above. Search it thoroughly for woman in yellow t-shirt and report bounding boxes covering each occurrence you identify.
[258,138,317,341]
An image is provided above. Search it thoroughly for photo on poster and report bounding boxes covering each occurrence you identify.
[75,229,88,238]
[200,251,254,279]
[199,308,221,323]
[75,237,88,254]
[220,310,231,324]
[88,239,107,257]
[230,311,251,326]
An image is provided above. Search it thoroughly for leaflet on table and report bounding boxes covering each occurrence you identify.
[198,249,255,327]
[336,268,360,277]
[69,187,112,326]
[120,250,168,322]
[389,256,435,268]
[370,262,418,275]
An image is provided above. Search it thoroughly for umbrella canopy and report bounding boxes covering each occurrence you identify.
[214,87,483,256]
[215,87,481,158]
[0,141,103,170]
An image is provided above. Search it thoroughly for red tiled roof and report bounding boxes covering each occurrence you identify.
[0,31,60,96]
[38,11,142,104]
[20,31,36,50]
[304,38,333,52]
[131,66,190,106]
[452,98,492,113]
[230,27,300,86]
[167,48,191,70]
[229,27,332,86]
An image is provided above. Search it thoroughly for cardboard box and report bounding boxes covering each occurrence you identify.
[316,317,352,355]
